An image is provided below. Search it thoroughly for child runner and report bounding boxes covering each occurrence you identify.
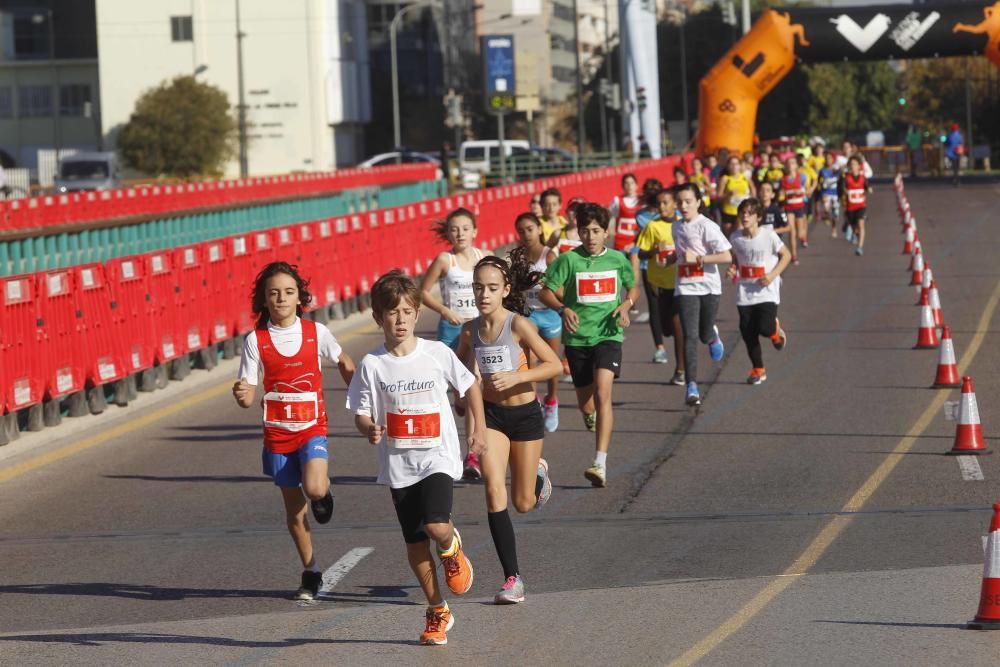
[634,178,668,362]
[347,270,484,646]
[528,193,543,219]
[634,186,686,385]
[726,198,790,385]
[765,153,784,195]
[455,250,562,604]
[232,261,355,601]
[539,203,640,487]
[515,212,562,431]
[796,153,818,227]
[718,155,754,237]
[672,182,733,407]
[817,152,840,238]
[608,173,642,253]
[840,155,872,256]
[781,157,809,255]
[539,187,569,249]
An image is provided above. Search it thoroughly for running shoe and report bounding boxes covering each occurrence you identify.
[653,349,669,364]
[855,247,864,256]
[310,488,334,525]
[584,460,607,488]
[439,529,474,595]
[420,604,455,645]
[462,452,482,481]
[792,258,800,266]
[634,311,650,323]
[543,398,559,433]
[845,226,855,243]
[583,412,596,432]
[708,325,724,362]
[535,458,552,509]
[494,574,526,604]
[747,368,767,385]
[801,240,809,249]
[669,370,686,386]
[685,382,701,406]
[294,570,323,601]
[771,319,787,351]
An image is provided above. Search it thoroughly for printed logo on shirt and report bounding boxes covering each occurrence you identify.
[378,379,437,394]
[284,361,304,368]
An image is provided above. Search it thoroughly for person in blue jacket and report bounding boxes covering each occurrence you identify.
[944,122,964,186]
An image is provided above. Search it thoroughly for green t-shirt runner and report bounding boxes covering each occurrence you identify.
[543,246,636,347]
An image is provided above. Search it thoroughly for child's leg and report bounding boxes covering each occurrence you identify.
[480,428,520,578]
[697,294,721,344]
[509,437,544,514]
[677,294,701,382]
[643,270,664,351]
[797,213,808,244]
[757,302,778,339]
[300,456,330,501]
[544,335,561,401]
[788,220,799,259]
[405,541,444,606]
[738,305,763,368]
[593,368,615,454]
[658,288,684,373]
[279,487,313,567]
[574,385,596,416]
[856,217,866,248]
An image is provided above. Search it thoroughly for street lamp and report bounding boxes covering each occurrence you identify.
[391,0,439,155]
[33,10,59,155]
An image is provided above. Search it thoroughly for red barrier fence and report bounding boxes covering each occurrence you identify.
[0,163,437,234]
[0,157,682,427]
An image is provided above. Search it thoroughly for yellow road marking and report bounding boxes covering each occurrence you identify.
[667,275,1000,667]
[0,321,379,485]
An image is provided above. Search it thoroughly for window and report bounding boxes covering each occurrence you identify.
[18,85,52,118]
[0,88,12,119]
[170,16,193,42]
[59,84,91,116]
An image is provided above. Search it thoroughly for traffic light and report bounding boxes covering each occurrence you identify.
[637,86,647,112]
[898,97,906,106]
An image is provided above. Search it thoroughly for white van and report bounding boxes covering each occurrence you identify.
[459,140,530,189]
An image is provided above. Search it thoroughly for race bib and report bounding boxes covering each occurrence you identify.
[476,345,514,375]
[678,264,705,283]
[526,284,544,310]
[449,287,478,319]
[739,265,766,281]
[387,404,441,448]
[263,391,319,432]
[576,270,618,304]
[656,245,676,267]
[847,189,865,205]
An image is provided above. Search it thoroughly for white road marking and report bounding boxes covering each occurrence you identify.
[318,547,374,598]
[956,456,985,481]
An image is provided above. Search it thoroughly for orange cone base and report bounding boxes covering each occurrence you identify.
[947,424,991,455]
[968,618,1000,630]
[968,579,1000,629]
[914,337,939,350]
[910,272,923,285]
[933,370,961,388]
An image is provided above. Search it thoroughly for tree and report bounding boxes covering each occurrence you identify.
[803,62,899,143]
[118,76,237,179]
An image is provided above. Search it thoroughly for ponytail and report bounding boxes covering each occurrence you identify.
[474,246,545,316]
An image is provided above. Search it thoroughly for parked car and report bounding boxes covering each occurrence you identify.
[54,152,121,193]
[357,150,443,180]
[459,140,530,189]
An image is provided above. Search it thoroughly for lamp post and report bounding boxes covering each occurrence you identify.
[391,0,438,155]
[235,0,248,178]
[33,10,59,155]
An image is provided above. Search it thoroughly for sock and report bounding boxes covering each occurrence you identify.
[595,451,608,467]
[439,533,459,558]
[544,395,558,406]
[488,510,520,579]
[306,558,322,573]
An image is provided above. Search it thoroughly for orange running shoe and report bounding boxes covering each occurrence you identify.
[747,368,767,385]
[771,318,787,351]
[439,528,474,595]
[420,604,455,645]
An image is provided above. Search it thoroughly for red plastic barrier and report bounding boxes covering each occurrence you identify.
[146,250,183,363]
[202,239,233,344]
[227,234,256,335]
[74,263,126,387]
[106,255,155,376]
[1,273,45,412]
[37,269,86,399]
[174,245,210,356]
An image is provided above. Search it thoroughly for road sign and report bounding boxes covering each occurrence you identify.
[482,34,516,114]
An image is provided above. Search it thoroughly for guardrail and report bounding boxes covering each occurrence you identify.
[0,156,684,444]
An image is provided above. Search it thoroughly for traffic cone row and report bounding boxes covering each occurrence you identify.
[969,503,1000,630]
[933,326,961,388]
[914,294,940,349]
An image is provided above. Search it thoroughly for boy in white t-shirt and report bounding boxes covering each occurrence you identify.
[726,198,791,385]
[672,182,733,407]
[346,269,486,646]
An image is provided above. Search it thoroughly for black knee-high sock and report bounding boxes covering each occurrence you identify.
[488,509,519,578]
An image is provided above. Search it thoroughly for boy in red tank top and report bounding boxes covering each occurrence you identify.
[233,261,355,601]
[840,155,872,256]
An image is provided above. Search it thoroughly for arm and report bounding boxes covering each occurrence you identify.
[353,413,384,445]
[761,244,792,286]
[454,322,475,373]
[233,380,255,408]
[233,333,258,408]
[610,277,642,328]
[418,253,458,323]
[337,352,355,386]
[486,317,562,393]
[463,381,487,456]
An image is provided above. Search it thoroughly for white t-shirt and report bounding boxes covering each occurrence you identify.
[834,154,873,178]
[672,214,732,296]
[238,317,343,385]
[346,338,475,488]
[729,228,785,306]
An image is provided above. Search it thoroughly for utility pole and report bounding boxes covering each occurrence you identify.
[603,0,615,155]
[573,0,585,159]
[235,0,248,177]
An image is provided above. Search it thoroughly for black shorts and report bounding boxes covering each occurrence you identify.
[565,341,622,388]
[655,287,677,337]
[485,400,545,441]
[846,208,866,226]
[389,472,453,544]
[720,212,738,228]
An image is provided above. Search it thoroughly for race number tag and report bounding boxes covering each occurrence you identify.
[739,265,766,281]
[476,345,514,375]
[678,264,705,284]
[576,271,618,304]
[387,405,442,448]
[450,287,478,319]
[263,391,319,432]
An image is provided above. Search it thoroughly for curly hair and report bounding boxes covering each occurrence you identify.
[432,207,477,243]
[251,261,313,329]
[641,178,664,208]
[474,246,544,316]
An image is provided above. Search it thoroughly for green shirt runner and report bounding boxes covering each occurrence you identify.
[543,246,636,347]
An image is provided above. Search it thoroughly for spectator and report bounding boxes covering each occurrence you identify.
[905,125,922,178]
[945,122,964,186]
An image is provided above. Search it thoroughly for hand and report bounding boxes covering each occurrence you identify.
[612,302,631,328]
[623,242,635,253]
[367,423,384,445]
[232,380,252,404]
[684,250,699,265]
[486,371,519,393]
[562,308,580,334]
[443,309,463,325]
[726,265,738,281]
[759,272,775,287]
[468,429,487,456]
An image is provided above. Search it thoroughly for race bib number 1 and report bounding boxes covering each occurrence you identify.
[387,405,442,448]
[263,392,319,432]
[576,270,618,304]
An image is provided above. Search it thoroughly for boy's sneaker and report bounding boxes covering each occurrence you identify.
[310,488,334,525]
[653,349,669,364]
[845,226,855,243]
[685,382,701,406]
[771,320,787,351]
[583,412,596,432]
[543,398,559,432]
[494,574,526,604]
[420,604,455,645]
[669,370,686,386]
[584,460,607,488]
[633,311,650,323]
[294,570,323,601]
[535,458,552,508]
[439,529,474,595]
[855,246,864,256]
[708,325,725,362]
[747,368,767,385]
[462,452,482,481]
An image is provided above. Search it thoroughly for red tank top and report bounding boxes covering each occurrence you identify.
[613,195,643,250]
[258,318,328,454]
[782,173,806,210]
[845,173,867,211]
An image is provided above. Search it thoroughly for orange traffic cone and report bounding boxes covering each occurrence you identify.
[933,326,961,388]
[948,376,990,454]
[914,298,940,349]
[969,503,1000,630]
[922,263,933,290]
[910,250,925,286]
[930,280,943,327]
[903,225,914,254]
[916,285,929,306]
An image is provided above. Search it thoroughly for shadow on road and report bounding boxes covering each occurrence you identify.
[102,474,379,485]
[0,631,413,648]
[0,582,290,601]
[816,619,967,630]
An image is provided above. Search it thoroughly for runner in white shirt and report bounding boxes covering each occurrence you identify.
[347,270,485,646]
[726,198,791,385]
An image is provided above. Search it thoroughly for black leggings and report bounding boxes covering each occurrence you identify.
[676,293,721,383]
[737,302,778,369]
[642,269,663,347]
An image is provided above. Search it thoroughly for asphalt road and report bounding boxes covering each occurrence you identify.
[2,181,1000,666]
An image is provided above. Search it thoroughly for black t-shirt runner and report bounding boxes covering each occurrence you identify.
[762,203,787,229]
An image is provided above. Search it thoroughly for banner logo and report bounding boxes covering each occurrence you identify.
[829,13,891,53]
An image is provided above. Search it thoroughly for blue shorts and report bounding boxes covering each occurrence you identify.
[437,319,463,350]
[528,308,562,339]
[262,435,329,488]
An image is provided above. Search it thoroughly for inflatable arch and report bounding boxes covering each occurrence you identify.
[697,2,1000,156]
